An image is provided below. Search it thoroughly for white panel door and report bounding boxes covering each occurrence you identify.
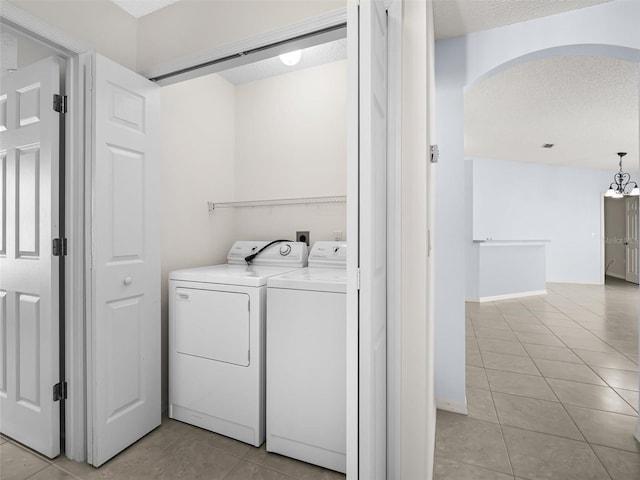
[357,0,388,478]
[89,54,161,467]
[625,196,639,284]
[0,57,61,458]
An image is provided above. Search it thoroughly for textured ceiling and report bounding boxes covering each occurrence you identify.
[433,0,613,39]
[110,0,613,35]
[218,38,346,85]
[465,55,640,172]
[111,0,180,18]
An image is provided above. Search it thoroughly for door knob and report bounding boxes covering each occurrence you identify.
[123,276,133,286]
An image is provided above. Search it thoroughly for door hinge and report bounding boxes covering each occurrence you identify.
[53,238,67,256]
[53,381,67,401]
[356,268,361,291]
[53,94,67,114]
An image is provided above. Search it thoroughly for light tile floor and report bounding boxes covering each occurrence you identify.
[436,278,640,480]
[4,280,640,480]
[1,414,345,480]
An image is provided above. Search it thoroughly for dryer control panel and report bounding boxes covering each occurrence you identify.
[308,241,347,268]
[227,241,308,267]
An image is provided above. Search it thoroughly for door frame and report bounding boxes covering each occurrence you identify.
[0,1,404,474]
[0,2,90,461]
[386,1,402,478]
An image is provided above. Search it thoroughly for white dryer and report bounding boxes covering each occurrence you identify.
[168,241,308,447]
[266,241,347,473]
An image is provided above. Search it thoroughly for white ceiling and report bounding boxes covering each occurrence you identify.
[465,55,640,172]
[113,0,613,32]
[111,0,179,18]
[433,0,613,40]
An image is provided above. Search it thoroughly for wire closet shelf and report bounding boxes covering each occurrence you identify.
[207,195,347,212]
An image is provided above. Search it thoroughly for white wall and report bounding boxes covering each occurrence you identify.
[605,197,626,279]
[470,157,611,284]
[471,243,547,300]
[0,27,57,73]
[8,0,137,70]
[161,73,237,408]
[234,60,347,242]
[434,34,467,408]
[435,0,640,412]
[136,0,345,72]
[465,159,478,303]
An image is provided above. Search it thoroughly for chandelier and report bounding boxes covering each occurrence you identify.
[605,152,639,198]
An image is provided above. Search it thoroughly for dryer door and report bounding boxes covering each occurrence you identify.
[175,288,250,367]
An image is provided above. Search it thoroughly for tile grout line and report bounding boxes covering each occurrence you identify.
[50,459,91,480]
[500,297,618,479]
[510,289,622,479]
[543,282,637,359]
[18,463,50,480]
[221,458,299,480]
[520,295,621,480]
[488,307,595,447]
[476,305,516,478]
[463,284,639,478]
[512,296,638,410]
[433,452,522,479]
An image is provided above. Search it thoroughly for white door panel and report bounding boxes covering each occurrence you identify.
[625,196,639,284]
[358,0,388,478]
[0,57,61,458]
[90,54,161,467]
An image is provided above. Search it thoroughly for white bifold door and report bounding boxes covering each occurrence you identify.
[351,0,388,478]
[0,57,62,459]
[88,54,161,467]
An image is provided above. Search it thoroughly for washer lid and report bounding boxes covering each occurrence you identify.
[267,267,347,293]
[169,264,303,287]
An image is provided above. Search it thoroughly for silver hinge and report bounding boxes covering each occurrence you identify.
[53,238,67,256]
[53,94,67,114]
[356,268,361,291]
[430,144,439,163]
[53,382,67,401]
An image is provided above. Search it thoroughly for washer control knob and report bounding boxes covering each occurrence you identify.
[279,244,292,256]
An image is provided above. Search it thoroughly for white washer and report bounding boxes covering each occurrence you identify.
[168,241,308,447]
[266,241,347,473]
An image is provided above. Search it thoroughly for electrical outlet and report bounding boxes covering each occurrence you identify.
[333,231,342,241]
[296,231,310,246]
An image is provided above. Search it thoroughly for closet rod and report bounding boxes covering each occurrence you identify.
[208,195,346,212]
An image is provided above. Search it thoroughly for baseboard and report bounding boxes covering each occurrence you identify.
[466,290,547,303]
[436,397,468,415]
